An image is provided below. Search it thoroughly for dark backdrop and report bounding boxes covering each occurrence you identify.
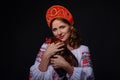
[2,0,120,80]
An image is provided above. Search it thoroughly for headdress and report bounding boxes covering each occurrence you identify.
[46,5,74,27]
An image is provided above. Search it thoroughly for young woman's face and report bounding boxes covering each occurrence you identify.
[51,19,72,42]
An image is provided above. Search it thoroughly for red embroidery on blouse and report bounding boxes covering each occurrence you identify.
[29,70,32,80]
[36,50,44,62]
[81,52,91,67]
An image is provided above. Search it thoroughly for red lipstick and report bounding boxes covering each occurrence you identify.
[59,35,64,39]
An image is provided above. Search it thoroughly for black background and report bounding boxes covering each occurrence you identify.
[2,0,120,80]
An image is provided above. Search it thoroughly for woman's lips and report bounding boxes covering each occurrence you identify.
[59,35,64,39]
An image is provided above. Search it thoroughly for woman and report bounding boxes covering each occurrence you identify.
[29,5,94,80]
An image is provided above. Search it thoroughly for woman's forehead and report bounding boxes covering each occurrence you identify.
[52,20,68,28]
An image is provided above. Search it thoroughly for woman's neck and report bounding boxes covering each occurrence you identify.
[66,44,74,51]
[64,39,78,51]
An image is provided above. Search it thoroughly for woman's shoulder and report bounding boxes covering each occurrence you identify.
[39,42,48,50]
[71,45,90,58]
[74,45,89,52]
[41,37,51,46]
[79,45,89,50]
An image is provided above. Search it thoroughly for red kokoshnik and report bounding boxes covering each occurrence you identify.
[46,5,74,27]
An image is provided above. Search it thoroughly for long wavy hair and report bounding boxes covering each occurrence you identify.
[50,18,82,49]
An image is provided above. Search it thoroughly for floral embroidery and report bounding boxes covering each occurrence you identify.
[36,48,45,62]
[81,52,92,67]
[29,69,32,80]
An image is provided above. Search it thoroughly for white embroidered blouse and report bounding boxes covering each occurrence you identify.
[29,42,94,80]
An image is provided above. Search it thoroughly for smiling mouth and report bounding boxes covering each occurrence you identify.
[59,35,64,39]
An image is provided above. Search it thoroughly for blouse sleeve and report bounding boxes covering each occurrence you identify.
[29,43,50,80]
[67,45,94,80]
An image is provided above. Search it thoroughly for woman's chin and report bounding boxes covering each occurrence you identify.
[60,38,67,42]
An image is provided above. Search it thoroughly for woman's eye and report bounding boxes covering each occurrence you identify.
[60,26,65,29]
[52,28,57,32]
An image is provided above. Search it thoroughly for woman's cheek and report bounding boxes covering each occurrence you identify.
[53,32,56,36]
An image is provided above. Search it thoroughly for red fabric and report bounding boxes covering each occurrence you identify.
[46,5,74,27]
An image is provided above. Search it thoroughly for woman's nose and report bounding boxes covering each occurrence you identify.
[57,29,62,35]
